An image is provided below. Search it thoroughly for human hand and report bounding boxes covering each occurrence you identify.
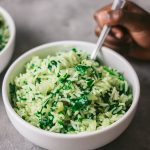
[94,1,150,60]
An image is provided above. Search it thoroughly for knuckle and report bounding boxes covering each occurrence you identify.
[94,10,101,20]
[116,10,124,19]
[112,10,125,24]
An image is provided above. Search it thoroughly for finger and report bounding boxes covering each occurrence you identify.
[95,26,115,41]
[94,4,112,27]
[95,26,101,36]
[111,27,124,39]
[94,3,112,20]
[103,42,122,52]
[99,9,150,32]
[95,26,132,53]
[103,37,131,55]
[103,43,130,56]
[128,48,150,60]
[95,25,126,41]
[93,1,148,27]
[124,1,149,15]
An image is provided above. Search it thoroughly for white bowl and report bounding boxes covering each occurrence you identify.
[2,41,140,150]
[0,7,15,73]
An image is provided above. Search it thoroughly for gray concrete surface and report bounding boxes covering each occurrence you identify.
[0,0,150,150]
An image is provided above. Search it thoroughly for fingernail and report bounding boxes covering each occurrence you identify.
[115,32,123,39]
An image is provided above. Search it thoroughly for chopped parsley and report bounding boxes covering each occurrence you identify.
[11,49,133,134]
[0,15,9,51]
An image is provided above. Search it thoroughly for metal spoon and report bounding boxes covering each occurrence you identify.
[91,0,126,60]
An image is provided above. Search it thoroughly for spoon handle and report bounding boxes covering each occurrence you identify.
[91,0,126,60]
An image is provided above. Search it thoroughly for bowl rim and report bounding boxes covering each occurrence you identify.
[2,40,140,139]
[0,6,16,56]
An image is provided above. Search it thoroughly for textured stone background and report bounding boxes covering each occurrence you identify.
[0,0,150,150]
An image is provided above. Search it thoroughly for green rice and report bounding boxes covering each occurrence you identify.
[0,14,9,51]
[10,48,133,134]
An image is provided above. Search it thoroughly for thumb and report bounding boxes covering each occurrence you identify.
[99,9,149,32]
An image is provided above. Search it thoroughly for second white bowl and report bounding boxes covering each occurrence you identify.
[0,7,15,73]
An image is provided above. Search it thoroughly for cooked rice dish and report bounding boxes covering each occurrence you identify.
[10,48,132,134]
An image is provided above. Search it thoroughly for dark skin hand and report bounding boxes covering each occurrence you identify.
[94,1,150,60]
